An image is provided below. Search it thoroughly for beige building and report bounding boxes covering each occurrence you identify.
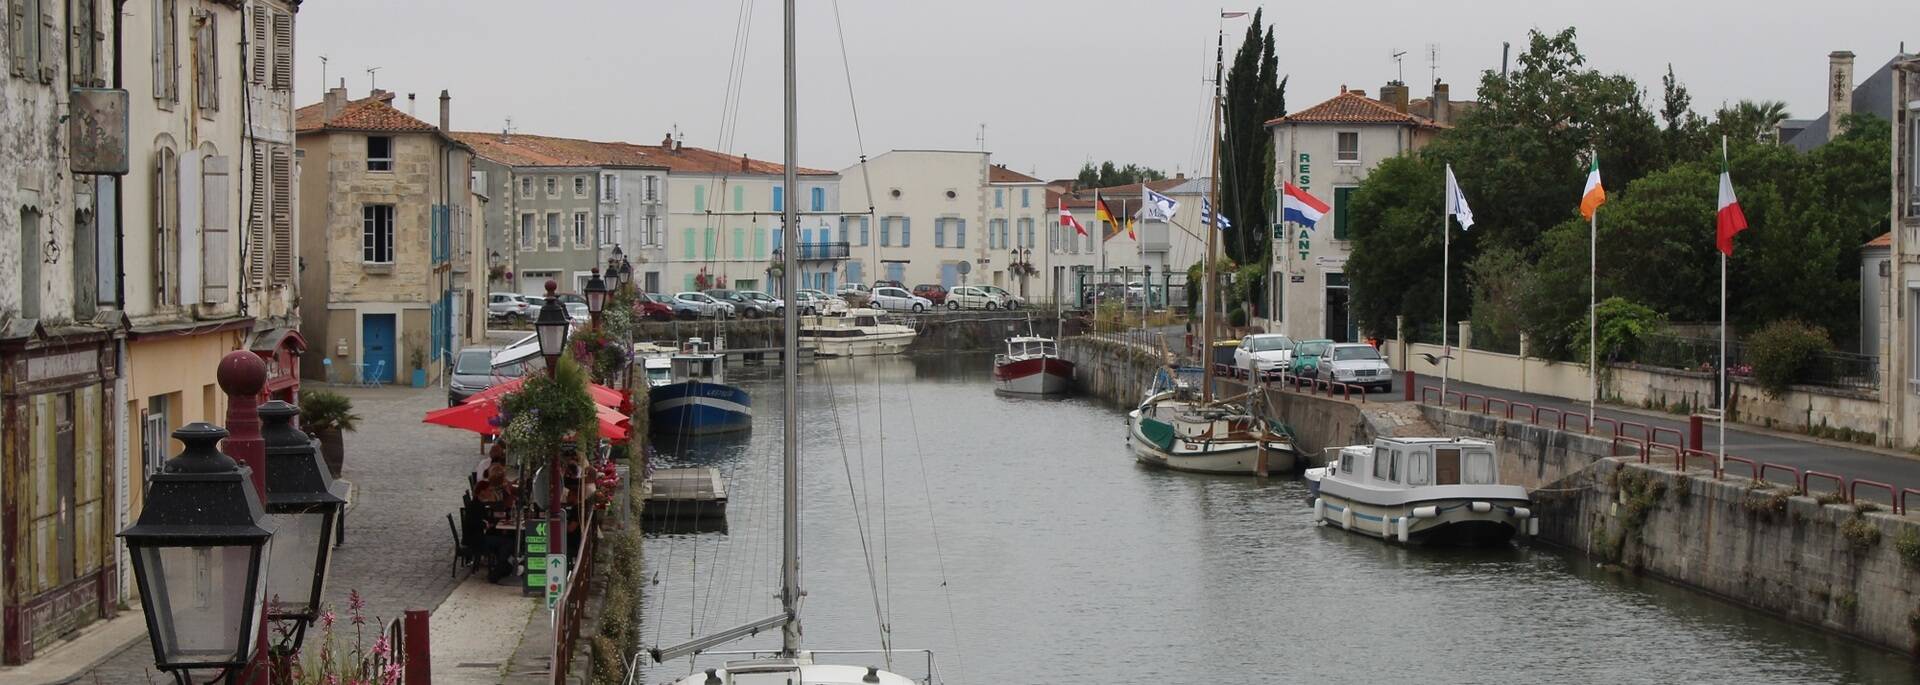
[663,144,838,295]
[1877,57,1920,448]
[1265,84,1450,342]
[296,86,477,386]
[1053,177,1209,306]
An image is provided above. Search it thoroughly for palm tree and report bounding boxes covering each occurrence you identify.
[1712,100,1791,144]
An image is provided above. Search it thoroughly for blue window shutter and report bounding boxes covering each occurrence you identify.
[994,189,1003,208]
[755,227,767,256]
[902,218,911,247]
[684,228,696,259]
[694,186,706,211]
[773,186,784,211]
[861,218,870,245]
[957,220,966,248]
[935,220,945,247]
[811,187,824,211]
[847,260,862,283]
[1021,188,1030,208]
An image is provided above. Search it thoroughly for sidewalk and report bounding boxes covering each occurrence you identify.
[1408,372,1920,494]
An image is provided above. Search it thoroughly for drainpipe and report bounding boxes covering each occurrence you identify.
[112,0,127,307]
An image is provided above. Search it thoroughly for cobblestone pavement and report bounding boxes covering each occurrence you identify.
[81,383,489,683]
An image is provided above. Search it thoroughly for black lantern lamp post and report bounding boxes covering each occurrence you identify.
[618,258,634,293]
[119,423,276,684]
[584,267,608,329]
[534,279,570,379]
[258,400,347,651]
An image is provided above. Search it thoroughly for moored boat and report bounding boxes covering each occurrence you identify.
[1305,436,1537,545]
[993,335,1074,394]
[798,308,916,357]
[648,338,752,436]
[1127,366,1297,475]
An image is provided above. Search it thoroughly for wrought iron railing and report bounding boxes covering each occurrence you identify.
[1629,335,1879,392]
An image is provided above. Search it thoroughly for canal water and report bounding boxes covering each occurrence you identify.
[639,353,1915,684]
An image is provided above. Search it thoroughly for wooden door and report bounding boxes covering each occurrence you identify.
[1434,448,1461,486]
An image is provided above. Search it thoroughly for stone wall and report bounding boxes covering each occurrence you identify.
[1416,404,1622,491]
[1535,458,1920,655]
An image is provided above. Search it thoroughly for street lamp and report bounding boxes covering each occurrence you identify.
[584,267,608,329]
[535,279,570,378]
[258,401,347,649]
[119,423,275,683]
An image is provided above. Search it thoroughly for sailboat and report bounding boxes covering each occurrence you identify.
[649,3,928,682]
[1125,21,1296,476]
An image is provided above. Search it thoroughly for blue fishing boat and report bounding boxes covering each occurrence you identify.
[649,338,752,435]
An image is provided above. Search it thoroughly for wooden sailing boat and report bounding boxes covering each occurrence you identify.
[1126,20,1295,476]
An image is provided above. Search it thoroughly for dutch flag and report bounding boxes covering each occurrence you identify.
[1282,183,1329,229]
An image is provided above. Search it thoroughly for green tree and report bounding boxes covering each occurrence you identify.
[1343,154,1446,339]
[1076,161,1167,188]
[1217,8,1287,267]
[1709,100,1791,145]
[1658,64,1710,165]
[1466,245,1535,353]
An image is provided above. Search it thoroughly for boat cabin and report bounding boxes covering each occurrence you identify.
[1332,437,1499,488]
[800,308,891,337]
[1004,336,1057,359]
[671,337,727,385]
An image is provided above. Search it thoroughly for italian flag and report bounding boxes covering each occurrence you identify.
[1716,162,1749,255]
[1579,157,1606,220]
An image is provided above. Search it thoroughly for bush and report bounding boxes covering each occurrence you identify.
[1896,528,1920,569]
[1840,514,1881,555]
[1746,319,1833,398]
[298,390,360,433]
[1569,297,1666,366]
[1228,306,1249,328]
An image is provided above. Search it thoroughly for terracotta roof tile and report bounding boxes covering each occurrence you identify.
[452,132,661,168]
[1266,91,1442,127]
[1866,232,1892,248]
[988,164,1042,184]
[295,92,439,133]
[1058,179,1187,209]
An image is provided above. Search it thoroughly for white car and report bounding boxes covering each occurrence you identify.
[564,302,591,326]
[487,292,532,321]
[794,290,849,315]
[1234,334,1295,378]
[944,285,1007,310]
[978,284,1024,309]
[1316,342,1394,392]
[868,286,930,313]
[673,291,736,319]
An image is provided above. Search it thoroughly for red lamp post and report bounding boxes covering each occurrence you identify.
[218,351,271,685]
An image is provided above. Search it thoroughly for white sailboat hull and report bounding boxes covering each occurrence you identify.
[803,330,917,357]
[1127,393,1296,475]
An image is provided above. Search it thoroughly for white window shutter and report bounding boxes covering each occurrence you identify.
[37,2,54,82]
[270,10,291,90]
[200,155,229,303]
[247,143,269,288]
[250,6,267,85]
[7,0,25,77]
[153,149,170,301]
[270,145,294,284]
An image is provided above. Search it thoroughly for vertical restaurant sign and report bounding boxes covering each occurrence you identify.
[1296,153,1312,260]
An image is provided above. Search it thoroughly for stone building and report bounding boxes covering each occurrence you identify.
[1876,56,1920,448]
[295,86,476,385]
[240,0,307,405]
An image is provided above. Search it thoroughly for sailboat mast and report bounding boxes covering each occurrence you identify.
[780,0,802,658]
[1201,23,1224,403]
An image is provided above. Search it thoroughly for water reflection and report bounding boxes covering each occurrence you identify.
[638,352,1916,685]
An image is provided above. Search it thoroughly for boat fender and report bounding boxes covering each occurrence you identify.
[1470,501,1492,513]
[1395,516,1410,543]
[1411,505,1439,519]
[1526,517,1540,537]
[1508,506,1531,519]
[1313,497,1325,524]
[1340,507,1352,531]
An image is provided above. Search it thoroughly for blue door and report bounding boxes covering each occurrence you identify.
[362,314,397,383]
[940,263,959,288]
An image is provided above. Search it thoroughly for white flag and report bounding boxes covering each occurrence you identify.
[1445,164,1474,230]
[1142,188,1180,222]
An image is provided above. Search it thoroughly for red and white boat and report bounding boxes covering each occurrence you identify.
[993,336,1075,395]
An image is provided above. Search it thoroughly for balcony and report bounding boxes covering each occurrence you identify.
[788,241,850,261]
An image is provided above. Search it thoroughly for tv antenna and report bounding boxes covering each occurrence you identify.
[365,66,382,91]
[318,55,328,97]
[1390,49,1408,83]
[976,123,987,151]
[1427,44,1440,85]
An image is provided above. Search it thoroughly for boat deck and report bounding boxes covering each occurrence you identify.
[646,467,729,530]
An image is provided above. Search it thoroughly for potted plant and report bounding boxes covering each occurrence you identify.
[407,338,428,388]
[299,389,360,478]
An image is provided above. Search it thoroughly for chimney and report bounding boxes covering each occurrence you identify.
[1380,82,1409,114]
[438,90,451,132]
[740,155,750,172]
[663,132,674,147]
[323,82,348,121]
[1828,50,1856,138]
[1351,88,1367,98]
[1432,82,1451,125]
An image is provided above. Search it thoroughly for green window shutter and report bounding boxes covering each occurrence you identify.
[683,228,696,259]
[755,228,767,257]
[733,227,745,259]
[733,186,744,211]
[1333,187,1354,241]
[705,228,715,259]
[694,186,706,212]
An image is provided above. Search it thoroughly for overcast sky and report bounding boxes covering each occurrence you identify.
[296,0,1917,179]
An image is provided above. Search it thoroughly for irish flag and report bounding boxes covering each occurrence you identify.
[1579,157,1606,220]
[1717,162,1749,255]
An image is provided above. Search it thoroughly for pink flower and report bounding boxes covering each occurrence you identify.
[371,634,390,658]
[381,663,404,685]
[321,610,336,627]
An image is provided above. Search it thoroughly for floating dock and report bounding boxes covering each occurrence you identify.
[644,467,728,531]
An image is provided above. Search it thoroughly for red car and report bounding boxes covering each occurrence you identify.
[636,293,677,322]
[911,284,948,305]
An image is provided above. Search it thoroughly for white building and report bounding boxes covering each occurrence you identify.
[660,145,838,295]
[1266,84,1448,342]
[1877,56,1920,448]
[837,150,992,290]
[1052,178,1209,306]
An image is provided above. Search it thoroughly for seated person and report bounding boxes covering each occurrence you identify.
[472,481,517,582]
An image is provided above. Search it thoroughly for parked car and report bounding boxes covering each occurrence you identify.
[944,285,1007,310]
[635,293,677,321]
[704,289,767,318]
[734,290,787,317]
[868,286,930,312]
[1289,339,1333,377]
[447,347,526,406]
[793,290,849,315]
[487,292,531,322]
[911,284,948,305]
[978,284,1024,309]
[1317,342,1394,392]
[673,291,735,318]
[564,302,591,326]
[836,283,872,307]
[871,279,905,291]
[1233,334,1296,378]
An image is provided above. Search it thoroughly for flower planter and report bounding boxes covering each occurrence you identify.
[316,428,346,478]
[411,368,428,388]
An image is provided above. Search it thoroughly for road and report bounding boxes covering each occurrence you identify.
[1405,372,1920,503]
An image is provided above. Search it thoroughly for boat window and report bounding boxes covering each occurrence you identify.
[1389,449,1403,482]
[1433,448,1461,485]
[856,316,877,326]
[1405,451,1431,486]
[1340,451,1355,474]
[1372,446,1390,480]
[1463,450,1494,484]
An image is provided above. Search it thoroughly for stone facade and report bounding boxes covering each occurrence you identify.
[1881,58,1920,449]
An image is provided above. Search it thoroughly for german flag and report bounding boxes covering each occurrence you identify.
[1095,196,1124,241]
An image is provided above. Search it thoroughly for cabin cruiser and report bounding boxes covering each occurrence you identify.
[797,308,916,357]
[1127,365,1296,475]
[992,335,1074,395]
[1306,437,1536,545]
[648,338,752,435]
[633,342,676,388]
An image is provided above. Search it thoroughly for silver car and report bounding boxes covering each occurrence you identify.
[447,347,527,406]
[487,292,531,321]
[673,291,736,319]
[868,286,930,313]
[1317,342,1394,392]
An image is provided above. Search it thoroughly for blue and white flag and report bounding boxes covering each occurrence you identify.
[1445,164,1474,230]
[1200,198,1232,230]
[1142,188,1180,222]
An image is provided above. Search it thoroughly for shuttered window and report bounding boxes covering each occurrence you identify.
[153,147,180,305]
[194,11,217,111]
[249,5,268,84]
[1333,186,1354,241]
[201,155,230,302]
[269,145,293,284]
[69,0,99,85]
[152,0,178,102]
[270,9,292,90]
[247,144,269,287]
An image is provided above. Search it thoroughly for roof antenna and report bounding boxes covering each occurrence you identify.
[1390,49,1407,83]
[365,66,381,91]
[1427,43,1439,86]
[1501,41,1511,78]
[976,123,987,151]
[318,55,328,98]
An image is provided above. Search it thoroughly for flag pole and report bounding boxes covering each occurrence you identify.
[1718,135,1729,472]
[1589,149,1599,425]
[1440,200,1450,403]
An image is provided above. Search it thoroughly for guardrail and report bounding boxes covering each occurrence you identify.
[552,511,600,685]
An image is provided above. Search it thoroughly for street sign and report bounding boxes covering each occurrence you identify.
[522,521,549,594]
[956,261,971,274]
[545,554,567,609]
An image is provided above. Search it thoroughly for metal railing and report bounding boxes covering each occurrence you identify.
[790,241,851,260]
[552,511,599,684]
[1630,335,1880,392]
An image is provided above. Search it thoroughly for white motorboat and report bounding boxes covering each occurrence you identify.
[634,342,676,388]
[992,335,1074,395]
[798,308,916,357]
[1305,437,1537,546]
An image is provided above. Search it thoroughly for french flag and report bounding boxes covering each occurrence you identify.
[1282,182,1329,229]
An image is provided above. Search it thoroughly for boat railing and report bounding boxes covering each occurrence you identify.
[672,649,940,685]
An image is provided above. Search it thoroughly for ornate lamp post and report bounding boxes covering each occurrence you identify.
[118,423,275,685]
[259,400,348,651]
[584,267,609,330]
[618,258,635,294]
[534,280,570,380]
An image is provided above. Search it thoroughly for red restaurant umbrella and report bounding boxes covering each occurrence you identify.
[424,394,628,441]
[463,377,624,407]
